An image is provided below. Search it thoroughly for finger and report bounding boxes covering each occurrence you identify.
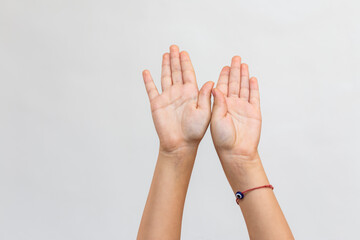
[197,81,214,110]
[180,51,197,86]
[161,53,172,91]
[249,77,260,105]
[228,56,241,97]
[216,66,230,96]
[211,88,228,119]
[142,70,159,101]
[240,63,250,100]
[169,45,183,85]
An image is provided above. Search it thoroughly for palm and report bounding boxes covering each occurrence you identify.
[143,46,213,152]
[151,84,210,150]
[214,97,261,156]
[211,57,261,159]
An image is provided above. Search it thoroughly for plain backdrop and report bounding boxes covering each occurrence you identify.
[1,0,360,239]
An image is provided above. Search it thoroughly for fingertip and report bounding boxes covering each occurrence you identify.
[198,81,215,109]
[241,63,248,71]
[212,88,227,117]
[199,81,214,96]
[249,77,260,105]
[206,81,215,88]
[205,81,214,95]
[142,70,153,83]
[170,44,179,52]
[180,50,190,60]
[162,52,169,59]
[162,53,170,65]
[211,88,216,96]
[142,69,149,78]
[250,77,258,89]
[232,55,241,63]
[212,87,221,97]
[221,66,230,73]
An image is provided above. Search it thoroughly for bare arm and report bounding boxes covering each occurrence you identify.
[210,57,294,239]
[137,45,213,240]
[137,147,197,240]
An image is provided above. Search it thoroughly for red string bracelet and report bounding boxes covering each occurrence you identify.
[235,184,274,204]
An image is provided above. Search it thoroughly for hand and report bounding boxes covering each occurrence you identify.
[142,45,214,154]
[210,56,261,162]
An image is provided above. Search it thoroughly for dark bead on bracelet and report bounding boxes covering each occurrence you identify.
[235,191,244,199]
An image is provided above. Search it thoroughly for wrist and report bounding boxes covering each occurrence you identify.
[159,143,199,156]
[158,144,198,169]
[218,153,270,193]
[217,149,260,163]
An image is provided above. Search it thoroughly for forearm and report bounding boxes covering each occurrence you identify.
[137,146,197,240]
[220,153,294,240]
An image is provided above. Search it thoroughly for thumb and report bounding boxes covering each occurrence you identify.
[212,88,227,119]
[197,81,214,110]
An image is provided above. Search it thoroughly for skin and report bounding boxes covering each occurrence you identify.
[138,46,294,240]
[211,56,294,239]
[137,45,213,240]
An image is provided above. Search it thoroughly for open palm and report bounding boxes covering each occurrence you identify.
[211,56,261,160]
[143,45,213,153]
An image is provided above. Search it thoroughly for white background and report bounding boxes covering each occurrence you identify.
[1,0,359,239]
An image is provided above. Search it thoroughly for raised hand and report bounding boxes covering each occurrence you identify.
[138,45,214,240]
[210,56,261,162]
[143,45,214,154]
[210,56,294,240]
